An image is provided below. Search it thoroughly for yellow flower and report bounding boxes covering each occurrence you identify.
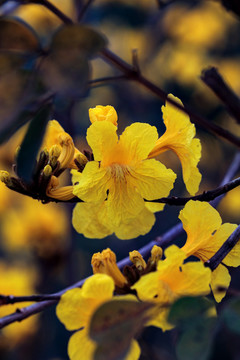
[1,196,69,257]
[179,200,239,302]
[56,274,140,360]
[132,245,211,331]
[148,95,202,195]
[0,262,38,347]
[89,105,118,126]
[72,117,176,239]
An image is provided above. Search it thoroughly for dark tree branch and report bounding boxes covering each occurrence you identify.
[77,0,95,21]
[0,294,60,305]
[206,225,240,271]
[201,67,240,124]
[149,176,240,206]
[29,0,240,148]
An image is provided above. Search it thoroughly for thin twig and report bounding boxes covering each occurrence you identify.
[77,0,95,21]
[201,67,240,124]
[88,75,127,88]
[149,176,240,206]
[0,294,60,305]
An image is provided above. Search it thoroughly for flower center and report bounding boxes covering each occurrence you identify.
[109,163,130,182]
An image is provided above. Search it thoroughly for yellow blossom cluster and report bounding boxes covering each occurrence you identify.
[56,200,239,360]
[0,95,201,241]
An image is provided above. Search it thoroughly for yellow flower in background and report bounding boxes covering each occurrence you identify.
[1,195,69,257]
[132,245,211,331]
[163,1,236,49]
[179,201,239,302]
[14,0,76,37]
[0,262,38,347]
[56,274,140,360]
[72,113,176,239]
[148,95,202,195]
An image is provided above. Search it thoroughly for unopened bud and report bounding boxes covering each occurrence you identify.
[74,152,88,171]
[129,250,146,271]
[89,105,118,126]
[150,245,162,266]
[0,171,12,186]
[49,144,61,167]
[43,164,52,177]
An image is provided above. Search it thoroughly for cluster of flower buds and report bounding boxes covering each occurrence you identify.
[0,120,89,203]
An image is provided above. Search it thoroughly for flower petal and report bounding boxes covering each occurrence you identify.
[72,202,112,239]
[180,201,222,258]
[86,121,118,162]
[105,181,145,228]
[217,223,239,267]
[210,264,231,303]
[81,273,115,299]
[68,329,96,360]
[114,207,156,240]
[131,159,176,200]
[119,123,159,162]
[149,95,202,195]
[43,120,65,149]
[126,340,141,360]
[56,288,88,330]
[73,162,110,203]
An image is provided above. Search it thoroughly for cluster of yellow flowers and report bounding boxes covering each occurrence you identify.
[0,93,239,360]
[56,200,239,360]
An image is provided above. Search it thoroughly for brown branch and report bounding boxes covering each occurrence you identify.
[201,67,240,124]
[205,225,240,271]
[149,176,240,206]
[88,75,127,88]
[100,48,240,148]
[0,294,60,305]
[77,0,95,21]
[31,0,240,148]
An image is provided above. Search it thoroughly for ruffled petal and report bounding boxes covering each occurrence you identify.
[210,264,231,303]
[217,223,239,267]
[72,202,112,239]
[86,121,118,162]
[130,159,176,200]
[180,201,222,258]
[149,95,201,195]
[56,288,91,331]
[81,274,115,299]
[170,261,211,297]
[126,340,141,360]
[43,120,65,149]
[68,329,96,360]
[56,275,114,331]
[119,123,159,162]
[114,207,156,240]
[105,180,145,228]
[132,272,159,301]
[73,162,110,203]
[158,246,211,297]
[144,202,165,213]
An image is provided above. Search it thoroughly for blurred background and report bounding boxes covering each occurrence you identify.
[0,0,240,359]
